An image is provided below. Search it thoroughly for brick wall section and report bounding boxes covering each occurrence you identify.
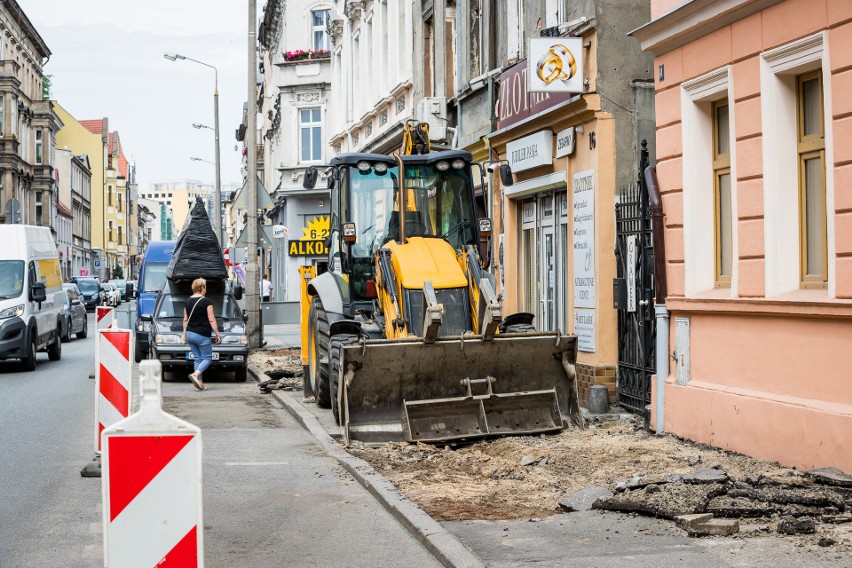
[576,363,617,407]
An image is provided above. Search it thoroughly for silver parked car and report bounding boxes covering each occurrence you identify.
[61,284,88,341]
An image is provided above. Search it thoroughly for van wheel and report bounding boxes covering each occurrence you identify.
[134,347,145,363]
[21,335,37,372]
[47,327,62,361]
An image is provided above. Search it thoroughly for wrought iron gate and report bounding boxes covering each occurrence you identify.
[613,141,656,415]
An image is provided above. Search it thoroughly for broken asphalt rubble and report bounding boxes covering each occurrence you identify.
[578,464,851,538]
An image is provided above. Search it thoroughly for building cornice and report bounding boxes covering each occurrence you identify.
[629,0,784,55]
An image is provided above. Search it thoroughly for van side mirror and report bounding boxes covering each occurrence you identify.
[242,309,248,323]
[126,283,135,299]
[303,166,319,189]
[234,285,243,301]
[499,164,514,187]
[30,281,46,303]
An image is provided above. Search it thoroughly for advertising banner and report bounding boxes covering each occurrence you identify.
[528,37,584,94]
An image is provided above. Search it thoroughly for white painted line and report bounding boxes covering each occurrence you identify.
[224,461,290,466]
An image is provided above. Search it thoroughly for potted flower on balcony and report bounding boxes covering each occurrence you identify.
[282,49,331,62]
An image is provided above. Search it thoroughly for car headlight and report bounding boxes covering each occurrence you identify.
[221,335,248,345]
[154,334,182,345]
[0,305,24,319]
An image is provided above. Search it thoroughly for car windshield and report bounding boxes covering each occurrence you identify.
[349,163,476,257]
[76,278,99,293]
[142,263,169,293]
[112,280,126,288]
[0,260,25,299]
[156,294,243,321]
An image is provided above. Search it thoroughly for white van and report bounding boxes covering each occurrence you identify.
[0,225,64,370]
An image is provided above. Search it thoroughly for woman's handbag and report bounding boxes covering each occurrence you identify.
[181,298,200,343]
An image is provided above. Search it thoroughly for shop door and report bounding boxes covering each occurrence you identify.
[540,227,556,330]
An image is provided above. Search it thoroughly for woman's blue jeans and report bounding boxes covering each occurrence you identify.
[186,331,213,377]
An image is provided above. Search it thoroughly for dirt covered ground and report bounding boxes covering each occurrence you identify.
[252,349,852,550]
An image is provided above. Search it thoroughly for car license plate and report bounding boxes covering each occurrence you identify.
[186,352,220,361]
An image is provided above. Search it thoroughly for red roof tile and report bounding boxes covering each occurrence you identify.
[80,119,104,135]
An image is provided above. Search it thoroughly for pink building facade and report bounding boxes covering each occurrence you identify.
[633,0,852,473]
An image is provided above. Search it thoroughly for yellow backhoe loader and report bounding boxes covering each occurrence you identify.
[301,122,582,445]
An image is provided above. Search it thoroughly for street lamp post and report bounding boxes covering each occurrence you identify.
[164,52,222,245]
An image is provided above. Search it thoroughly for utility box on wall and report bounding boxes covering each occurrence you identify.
[675,317,690,385]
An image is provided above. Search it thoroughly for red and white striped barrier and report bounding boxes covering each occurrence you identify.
[94,329,133,452]
[97,306,116,331]
[102,360,204,567]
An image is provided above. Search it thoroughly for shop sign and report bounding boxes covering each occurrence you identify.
[288,240,329,256]
[574,308,595,352]
[507,130,553,173]
[572,170,595,309]
[626,235,637,312]
[555,127,576,158]
[528,37,584,94]
[272,225,288,238]
[288,215,330,256]
[497,60,573,130]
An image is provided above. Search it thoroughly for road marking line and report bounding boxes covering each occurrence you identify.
[224,461,290,466]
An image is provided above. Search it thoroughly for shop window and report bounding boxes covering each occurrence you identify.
[713,101,732,287]
[797,71,827,287]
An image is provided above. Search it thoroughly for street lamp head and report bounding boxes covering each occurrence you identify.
[163,52,186,61]
[192,123,212,130]
[190,157,202,162]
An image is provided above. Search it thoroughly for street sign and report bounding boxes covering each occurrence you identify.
[80,268,89,277]
[5,198,20,224]
[95,260,102,268]
[102,361,204,567]
[232,176,274,210]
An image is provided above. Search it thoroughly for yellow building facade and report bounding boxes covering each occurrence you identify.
[53,102,109,277]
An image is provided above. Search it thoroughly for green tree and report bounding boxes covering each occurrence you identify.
[42,75,52,100]
[114,261,124,279]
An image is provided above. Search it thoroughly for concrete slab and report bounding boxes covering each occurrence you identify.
[559,486,613,512]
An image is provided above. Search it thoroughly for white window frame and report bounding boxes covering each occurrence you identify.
[35,129,42,164]
[760,32,834,297]
[680,66,737,297]
[299,107,323,163]
[311,9,330,51]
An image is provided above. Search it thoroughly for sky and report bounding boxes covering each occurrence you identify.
[23,0,252,189]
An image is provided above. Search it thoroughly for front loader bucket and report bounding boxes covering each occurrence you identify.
[339,332,581,445]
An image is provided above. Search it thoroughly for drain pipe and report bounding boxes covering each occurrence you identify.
[645,165,669,434]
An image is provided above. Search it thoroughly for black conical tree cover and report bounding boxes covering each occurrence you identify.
[167,197,228,281]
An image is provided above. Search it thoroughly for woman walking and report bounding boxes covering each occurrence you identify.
[184,277,221,390]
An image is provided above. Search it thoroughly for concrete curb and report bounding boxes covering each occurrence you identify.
[249,364,484,568]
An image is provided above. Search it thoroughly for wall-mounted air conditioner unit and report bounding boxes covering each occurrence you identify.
[416,97,448,142]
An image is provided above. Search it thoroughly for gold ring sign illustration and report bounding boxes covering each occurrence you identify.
[536,43,577,85]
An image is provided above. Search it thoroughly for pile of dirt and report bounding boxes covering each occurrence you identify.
[249,349,303,391]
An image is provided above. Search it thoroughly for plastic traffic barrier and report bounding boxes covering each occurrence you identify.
[96,306,116,331]
[102,360,204,567]
[94,329,133,452]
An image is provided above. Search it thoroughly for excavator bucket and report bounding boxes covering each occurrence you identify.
[339,332,582,445]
